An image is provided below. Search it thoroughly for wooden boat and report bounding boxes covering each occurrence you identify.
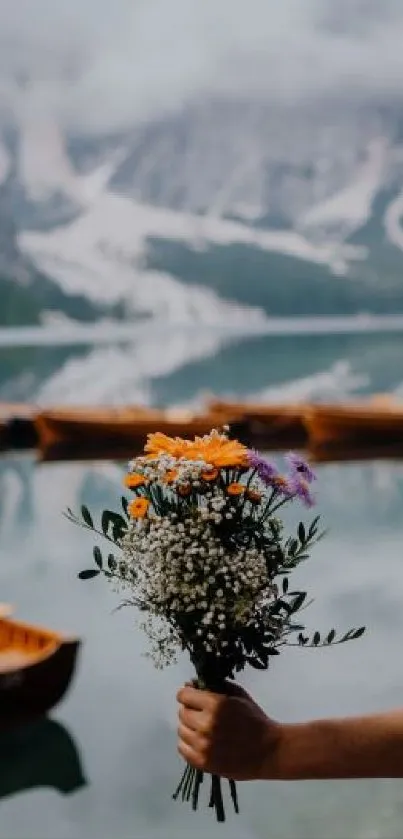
[0,403,38,451]
[34,407,232,452]
[0,718,86,797]
[304,401,403,448]
[309,440,403,464]
[0,615,80,719]
[208,399,308,448]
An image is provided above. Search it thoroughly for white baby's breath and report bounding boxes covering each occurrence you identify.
[118,504,277,667]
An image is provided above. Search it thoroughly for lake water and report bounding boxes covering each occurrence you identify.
[1,328,403,839]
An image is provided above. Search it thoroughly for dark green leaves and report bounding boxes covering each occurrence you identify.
[246,656,267,670]
[298,522,306,543]
[340,627,366,642]
[108,554,117,571]
[101,510,127,542]
[101,510,110,536]
[81,505,93,527]
[121,496,129,518]
[93,546,103,569]
[308,516,320,538]
[290,591,306,613]
[78,569,100,580]
[294,625,366,648]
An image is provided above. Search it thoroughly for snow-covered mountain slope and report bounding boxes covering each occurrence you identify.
[18,191,363,306]
[109,98,402,238]
[3,94,402,242]
[298,138,390,241]
[3,93,403,326]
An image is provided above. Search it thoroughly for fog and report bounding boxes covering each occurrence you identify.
[0,0,402,134]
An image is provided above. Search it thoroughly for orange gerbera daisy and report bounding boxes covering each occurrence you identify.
[187,431,249,469]
[128,498,150,518]
[124,473,146,489]
[144,432,191,459]
[227,482,245,496]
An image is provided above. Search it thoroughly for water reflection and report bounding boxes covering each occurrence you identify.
[0,717,86,800]
[1,452,403,837]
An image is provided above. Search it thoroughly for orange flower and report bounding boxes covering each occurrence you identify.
[144,428,248,470]
[201,468,219,482]
[246,488,262,504]
[188,432,249,469]
[124,473,146,489]
[227,482,245,496]
[144,432,190,459]
[177,483,192,497]
[164,469,178,484]
[128,498,150,518]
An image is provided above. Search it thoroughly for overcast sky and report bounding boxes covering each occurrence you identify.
[0,0,403,133]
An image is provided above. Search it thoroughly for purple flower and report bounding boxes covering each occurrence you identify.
[285,452,316,484]
[247,450,279,486]
[291,474,316,508]
[271,474,296,499]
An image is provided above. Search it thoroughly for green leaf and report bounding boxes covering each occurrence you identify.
[108,554,117,571]
[290,591,307,613]
[282,577,289,594]
[81,505,93,527]
[101,510,111,537]
[288,539,299,556]
[93,546,103,569]
[308,515,320,537]
[340,629,356,643]
[313,631,321,646]
[246,657,267,670]
[113,522,125,542]
[298,522,306,543]
[327,629,336,644]
[78,569,100,580]
[121,496,129,518]
[352,626,366,640]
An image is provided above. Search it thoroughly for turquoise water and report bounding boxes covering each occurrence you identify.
[1,330,403,838]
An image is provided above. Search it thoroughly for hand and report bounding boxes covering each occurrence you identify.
[176,682,282,781]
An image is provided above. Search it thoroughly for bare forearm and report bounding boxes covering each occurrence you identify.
[266,710,403,781]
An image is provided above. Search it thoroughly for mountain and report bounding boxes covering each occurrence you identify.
[3,94,403,325]
[0,179,124,327]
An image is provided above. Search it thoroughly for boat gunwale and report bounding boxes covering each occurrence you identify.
[0,618,80,675]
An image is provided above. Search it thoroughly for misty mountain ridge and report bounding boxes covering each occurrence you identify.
[2,93,403,326]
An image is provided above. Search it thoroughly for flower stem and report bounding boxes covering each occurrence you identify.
[192,769,204,811]
[172,763,189,800]
[211,774,225,822]
[229,778,239,814]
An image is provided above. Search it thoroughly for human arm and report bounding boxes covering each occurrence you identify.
[177,684,403,781]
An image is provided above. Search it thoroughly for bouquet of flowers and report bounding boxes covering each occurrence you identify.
[66,427,365,823]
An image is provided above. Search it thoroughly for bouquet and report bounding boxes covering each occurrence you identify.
[66,427,365,823]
